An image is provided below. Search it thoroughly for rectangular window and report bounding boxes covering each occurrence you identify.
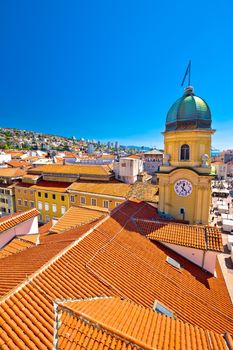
[61,195,65,201]
[24,190,27,194]
[18,189,21,193]
[52,204,57,213]
[45,215,50,222]
[5,190,10,195]
[39,214,42,221]
[61,206,66,215]
[103,200,109,209]
[45,193,48,198]
[121,163,126,167]
[70,195,75,203]
[38,201,42,210]
[38,192,41,197]
[91,198,97,206]
[80,196,86,205]
[30,201,34,208]
[115,202,121,207]
[52,194,56,200]
[18,199,22,205]
[45,202,49,211]
[30,190,34,195]
[24,200,28,207]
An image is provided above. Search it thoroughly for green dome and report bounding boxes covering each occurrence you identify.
[166,86,211,131]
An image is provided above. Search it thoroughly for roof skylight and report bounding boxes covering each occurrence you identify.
[153,300,174,318]
[166,256,181,269]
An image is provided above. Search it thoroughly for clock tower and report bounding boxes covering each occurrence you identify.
[157,86,215,224]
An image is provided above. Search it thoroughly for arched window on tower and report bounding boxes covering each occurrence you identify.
[180,144,190,161]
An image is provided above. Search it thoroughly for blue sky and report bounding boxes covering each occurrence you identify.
[0,0,232,149]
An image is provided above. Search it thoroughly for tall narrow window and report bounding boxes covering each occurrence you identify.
[180,144,190,161]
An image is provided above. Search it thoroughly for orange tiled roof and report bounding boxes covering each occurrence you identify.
[135,219,223,252]
[127,182,159,203]
[29,164,113,176]
[0,236,36,259]
[19,234,39,244]
[31,180,71,193]
[0,220,99,297]
[0,201,232,349]
[78,204,109,212]
[50,206,107,233]
[38,220,53,235]
[4,151,25,157]
[0,208,39,233]
[57,296,231,350]
[5,160,31,168]
[68,181,130,197]
[0,168,25,178]
[127,154,141,159]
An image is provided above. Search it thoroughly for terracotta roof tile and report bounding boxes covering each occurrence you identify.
[68,181,130,197]
[5,160,31,168]
[38,221,53,235]
[50,206,107,233]
[57,296,230,350]
[0,168,25,178]
[0,201,232,349]
[126,182,159,203]
[0,220,98,297]
[135,219,224,251]
[29,164,113,176]
[0,236,36,259]
[0,208,39,233]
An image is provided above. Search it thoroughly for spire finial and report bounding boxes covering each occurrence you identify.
[181,60,191,87]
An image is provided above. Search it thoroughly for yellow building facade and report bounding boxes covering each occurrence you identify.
[68,182,130,210]
[15,184,35,212]
[157,86,214,224]
[33,182,70,223]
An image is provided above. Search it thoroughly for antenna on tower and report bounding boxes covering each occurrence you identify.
[181,60,191,87]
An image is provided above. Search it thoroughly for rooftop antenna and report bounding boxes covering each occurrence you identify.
[181,60,191,87]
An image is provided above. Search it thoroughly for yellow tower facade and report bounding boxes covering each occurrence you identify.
[157,86,215,224]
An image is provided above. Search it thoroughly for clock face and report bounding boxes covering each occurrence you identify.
[174,179,192,197]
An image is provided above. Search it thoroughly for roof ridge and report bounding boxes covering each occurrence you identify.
[0,215,109,304]
[16,236,37,245]
[56,296,227,350]
[50,214,107,234]
[0,208,38,223]
[85,224,232,323]
[56,299,154,350]
[134,217,206,228]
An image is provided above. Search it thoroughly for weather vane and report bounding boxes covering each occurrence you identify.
[181,60,191,87]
